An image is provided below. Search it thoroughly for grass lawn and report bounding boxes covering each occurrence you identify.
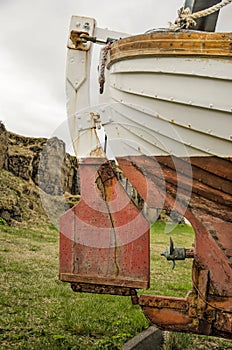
[1,221,232,349]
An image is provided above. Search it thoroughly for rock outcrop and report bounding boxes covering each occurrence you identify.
[5,129,79,195]
[0,122,80,225]
[0,122,8,170]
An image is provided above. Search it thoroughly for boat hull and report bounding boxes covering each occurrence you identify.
[105,32,232,303]
[60,153,232,338]
[116,154,232,338]
[62,26,232,338]
[99,31,232,160]
[117,155,232,293]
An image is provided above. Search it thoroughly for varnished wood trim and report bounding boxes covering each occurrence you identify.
[109,31,232,66]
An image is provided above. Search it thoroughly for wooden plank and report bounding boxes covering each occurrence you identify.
[60,273,148,289]
[109,32,232,65]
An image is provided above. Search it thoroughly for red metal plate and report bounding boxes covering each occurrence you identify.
[60,158,150,289]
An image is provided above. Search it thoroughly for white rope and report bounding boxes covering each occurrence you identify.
[169,0,232,31]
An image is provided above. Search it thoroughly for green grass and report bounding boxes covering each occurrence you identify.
[0,224,147,349]
[163,331,232,350]
[1,222,232,349]
[148,221,194,297]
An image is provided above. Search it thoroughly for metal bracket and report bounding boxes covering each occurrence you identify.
[161,237,194,269]
[67,16,96,50]
[70,30,117,48]
[69,30,90,50]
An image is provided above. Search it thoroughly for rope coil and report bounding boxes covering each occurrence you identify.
[169,0,232,31]
[98,42,111,94]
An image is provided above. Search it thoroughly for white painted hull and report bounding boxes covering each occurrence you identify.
[99,55,232,158]
[66,19,232,160]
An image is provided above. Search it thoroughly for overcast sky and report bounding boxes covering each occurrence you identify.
[0,0,231,140]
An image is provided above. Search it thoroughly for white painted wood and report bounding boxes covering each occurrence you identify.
[66,16,129,158]
[66,20,232,159]
[102,55,232,158]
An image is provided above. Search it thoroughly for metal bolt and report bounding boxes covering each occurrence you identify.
[84,22,90,31]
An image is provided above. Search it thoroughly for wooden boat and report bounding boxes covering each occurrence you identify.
[60,0,232,339]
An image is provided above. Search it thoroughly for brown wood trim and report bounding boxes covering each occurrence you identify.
[109,31,232,66]
[59,273,149,289]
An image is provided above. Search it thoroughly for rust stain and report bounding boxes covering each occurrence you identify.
[117,155,232,338]
[60,158,150,291]
[60,153,232,338]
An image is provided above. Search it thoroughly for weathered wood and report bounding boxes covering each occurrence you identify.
[109,32,232,66]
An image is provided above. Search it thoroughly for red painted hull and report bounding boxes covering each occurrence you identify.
[117,155,232,338]
[60,155,232,338]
